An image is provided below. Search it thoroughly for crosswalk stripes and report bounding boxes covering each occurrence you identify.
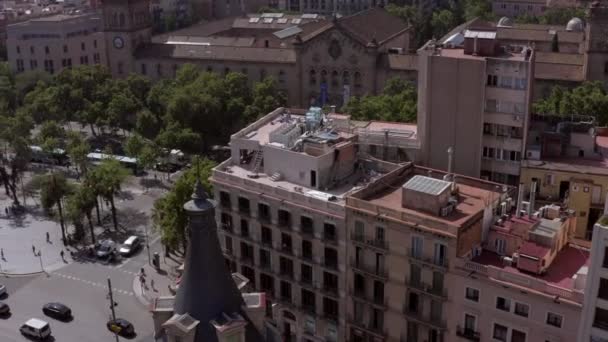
[52,272,135,297]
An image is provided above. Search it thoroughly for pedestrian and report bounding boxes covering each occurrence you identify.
[32,245,35,254]
[1,248,4,260]
[46,232,50,243]
[4,207,7,215]
[140,267,146,277]
[150,278,155,290]
[60,250,65,260]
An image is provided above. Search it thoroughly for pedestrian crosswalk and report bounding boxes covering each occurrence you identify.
[52,272,135,297]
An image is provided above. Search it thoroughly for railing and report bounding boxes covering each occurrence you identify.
[221,223,233,232]
[279,269,294,280]
[323,258,339,270]
[408,250,448,269]
[402,305,446,330]
[351,233,389,251]
[301,225,315,237]
[238,205,250,216]
[407,279,447,299]
[456,326,480,341]
[277,218,292,230]
[322,285,339,297]
[351,260,388,279]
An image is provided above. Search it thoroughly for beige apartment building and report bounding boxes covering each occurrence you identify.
[417,28,534,184]
[6,12,106,74]
[210,107,419,342]
[345,163,508,342]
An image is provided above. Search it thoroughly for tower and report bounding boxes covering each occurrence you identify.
[102,0,152,77]
[585,2,608,85]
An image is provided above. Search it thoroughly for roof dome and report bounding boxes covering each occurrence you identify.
[566,17,583,31]
[497,16,513,27]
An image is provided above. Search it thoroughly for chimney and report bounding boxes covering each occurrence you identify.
[516,183,525,217]
[529,181,537,217]
[447,147,455,192]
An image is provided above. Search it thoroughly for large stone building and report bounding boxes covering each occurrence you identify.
[6,11,107,74]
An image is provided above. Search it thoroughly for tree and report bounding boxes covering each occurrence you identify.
[152,157,216,250]
[431,9,457,40]
[342,77,417,123]
[66,131,90,178]
[462,0,494,21]
[244,77,287,123]
[66,184,97,244]
[90,158,129,231]
[36,172,72,245]
[0,111,34,205]
[533,81,608,124]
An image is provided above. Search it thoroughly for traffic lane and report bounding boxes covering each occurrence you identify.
[53,262,139,297]
[0,271,152,342]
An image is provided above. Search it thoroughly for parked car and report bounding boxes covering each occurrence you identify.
[42,302,72,321]
[119,236,141,257]
[19,318,51,340]
[0,284,6,297]
[96,240,116,259]
[0,302,10,315]
[107,318,134,337]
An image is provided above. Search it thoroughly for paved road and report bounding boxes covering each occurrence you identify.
[0,174,169,342]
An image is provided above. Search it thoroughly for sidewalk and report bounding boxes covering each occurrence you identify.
[133,252,183,307]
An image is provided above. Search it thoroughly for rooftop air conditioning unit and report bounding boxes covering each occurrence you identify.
[502,256,513,266]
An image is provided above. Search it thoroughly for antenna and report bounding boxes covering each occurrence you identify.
[447,146,455,192]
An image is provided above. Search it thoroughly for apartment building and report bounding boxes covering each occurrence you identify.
[210,107,418,342]
[453,196,587,342]
[344,163,509,342]
[578,216,608,342]
[520,119,608,239]
[417,29,534,184]
[6,12,106,74]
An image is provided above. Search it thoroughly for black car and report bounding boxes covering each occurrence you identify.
[107,318,134,337]
[42,302,72,320]
[0,302,9,315]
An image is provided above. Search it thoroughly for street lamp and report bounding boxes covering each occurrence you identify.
[38,250,44,273]
[106,278,119,342]
[144,224,151,266]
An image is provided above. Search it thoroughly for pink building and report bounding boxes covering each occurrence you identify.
[451,198,589,342]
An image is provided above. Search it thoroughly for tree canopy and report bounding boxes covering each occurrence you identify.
[515,7,586,25]
[342,77,417,123]
[533,81,608,125]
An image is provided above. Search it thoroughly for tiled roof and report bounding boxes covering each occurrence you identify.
[338,7,409,44]
[135,43,297,63]
[497,27,584,43]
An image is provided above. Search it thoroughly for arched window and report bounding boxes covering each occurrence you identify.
[112,13,118,27]
[321,70,328,84]
[119,13,125,27]
[354,71,362,88]
[331,70,339,87]
[343,71,350,85]
[278,70,286,84]
[309,69,316,85]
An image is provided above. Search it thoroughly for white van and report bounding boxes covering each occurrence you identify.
[20,318,51,340]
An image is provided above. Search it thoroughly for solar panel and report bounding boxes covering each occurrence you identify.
[291,18,302,24]
[277,18,288,24]
[261,12,284,18]
[403,175,451,195]
[249,17,260,23]
[301,13,318,19]
[263,18,274,24]
[273,26,303,39]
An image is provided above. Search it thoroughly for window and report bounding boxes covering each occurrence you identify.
[261,226,272,246]
[324,247,337,269]
[376,226,385,242]
[331,70,338,87]
[45,46,50,54]
[343,71,350,85]
[432,272,444,293]
[259,249,271,268]
[44,60,54,74]
[465,287,479,302]
[301,216,314,235]
[500,76,512,88]
[281,233,292,254]
[260,69,266,81]
[16,46,20,54]
[594,307,608,330]
[464,313,476,332]
[94,40,97,48]
[373,280,384,304]
[411,236,423,258]
[278,209,291,228]
[493,323,508,341]
[515,78,527,90]
[30,46,34,54]
[301,289,315,312]
[279,256,293,278]
[495,238,506,255]
[486,99,497,112]
[512,329,526,342]
[278,70,285,84]
[546,312,563,328]
[324,223,336,241]
[487,74,497,86]
[240,219,249,238]
[600,278,608,300]
[80,55,89,65]
[603,247,608,268]
[15,59,24,72]
[225,236,233,254]
[323,297,338,319]
[157,64,162,77]
[407,291,419,313]
[62,58,72,68]
[496,296,511,311]
[280,281,291,302]
[302,240,313,260]
[354,72,362,88]
[410,263,421,286]
[430,300,442,321]
[309,69,316,85]
[258,203,271,222]
[407,321,418,342]
[93,53,100,64]
[514,103,525,114]
[117,62,123,75]
[301,263,313,284]
[81,42,86,51]
[29,60,37,70]
[514,302,529,317]
[433,243,447,266]
[323,272,338,293]
[238,197,250,215]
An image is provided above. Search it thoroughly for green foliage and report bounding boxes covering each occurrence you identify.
[152,157,216,249]
[37,120,65,148]
[243,77,287,123]
[342,78,417,123]
[124,133,158,170]
[0,111,34,204]
[515,7,585,25]
[89,158,129,230]
[533,81,608,125]
[66,131,90,176]
[66,184,98,244]
[33,172,72,242]
[431,9,458,40]
[462,0,495,21]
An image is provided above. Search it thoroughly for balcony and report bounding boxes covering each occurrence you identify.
[220,222,233,232]
[321,284,339,298]
[351,260,388,280]
[456,326,480,341]
[322,311,339,324]
[240,255,255,266]
[408,250,448,270]
[259,261,272,271]
[323,258,339,271]
[300,304,316,316]
[407,279,447,299]
[301,225,315,237]
[348,318,387,340]
[324,232,338,245]
[402,305,446,330]
[351,233,389,251]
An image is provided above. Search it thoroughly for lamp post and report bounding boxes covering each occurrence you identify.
[107,278,119,342]
[38,250,43,273]
[144,224,151,266]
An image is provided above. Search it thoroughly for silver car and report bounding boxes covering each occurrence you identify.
[96,240,116,259]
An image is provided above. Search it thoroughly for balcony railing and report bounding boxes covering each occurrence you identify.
[278,218,292,230]
[301,225,315,237]
[221,223,233,232]
[323,258,339,270]
[402,305,446,330]
[351,233,389,251]
[322,285,339,297]
[240,255,254,266]
[408,250,448,269]
[456,326,480,341]
[407,279,447,299]
[238,205,250,216]
[348,318,387,339]
[351,260,388,279]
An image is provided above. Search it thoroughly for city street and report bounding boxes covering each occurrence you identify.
[0,170,174,342]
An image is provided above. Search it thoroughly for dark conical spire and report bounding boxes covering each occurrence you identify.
[174,179,245,342]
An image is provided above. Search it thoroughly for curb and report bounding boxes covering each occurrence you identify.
[0,270,45,277]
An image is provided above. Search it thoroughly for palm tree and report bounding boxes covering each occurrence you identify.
[67,185,97,244]
[93,158,129,231]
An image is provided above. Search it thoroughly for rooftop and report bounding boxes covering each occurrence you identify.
[522,157,608,176]
[435,46,527,61]
[471,244,589,292]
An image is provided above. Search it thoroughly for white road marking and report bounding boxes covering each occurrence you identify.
[52,272,134,297]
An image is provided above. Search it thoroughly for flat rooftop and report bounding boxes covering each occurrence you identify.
[472,245,589,291]
[522,157,608,176]
[437,47,526,61]
[355,166,505,229]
